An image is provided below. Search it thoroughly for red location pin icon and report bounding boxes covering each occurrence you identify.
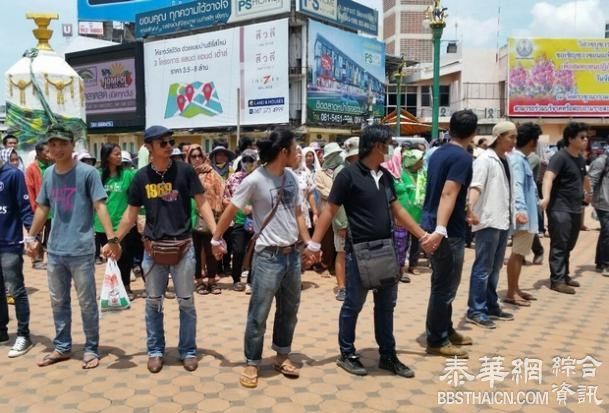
[202,83,213,101]
[185,84,194,102]
[177,95,186,112]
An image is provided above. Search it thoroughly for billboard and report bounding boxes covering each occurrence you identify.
[298,0,378,36]
[78,0,177,22]
[135,0,290,38]
[508,38,609,117]
[307,20,385,125]
[66,42,146,129]
[144,19,289,128]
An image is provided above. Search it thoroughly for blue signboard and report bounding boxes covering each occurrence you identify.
[299,0,378,36]
[135,0,290,38]
[78,0,180,22]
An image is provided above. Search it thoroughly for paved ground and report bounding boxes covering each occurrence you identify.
[1,220,608,413]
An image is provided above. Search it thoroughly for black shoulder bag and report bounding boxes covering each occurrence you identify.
[349,179,401,290]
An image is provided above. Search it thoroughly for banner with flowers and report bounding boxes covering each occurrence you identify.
[508,38,609,117]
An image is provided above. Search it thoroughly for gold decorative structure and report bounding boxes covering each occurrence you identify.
[25,12,59,51]
[44,74,74,105]
[8,74,32,105]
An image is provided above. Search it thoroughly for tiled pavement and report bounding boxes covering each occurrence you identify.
[1,224,609,413]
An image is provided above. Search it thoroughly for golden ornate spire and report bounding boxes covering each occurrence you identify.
[25,12,59,51]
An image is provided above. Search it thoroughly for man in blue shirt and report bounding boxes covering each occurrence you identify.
[0,154,34,357]
[422,110,477,358]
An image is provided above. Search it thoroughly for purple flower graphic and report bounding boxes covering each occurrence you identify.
[530,57,556,95]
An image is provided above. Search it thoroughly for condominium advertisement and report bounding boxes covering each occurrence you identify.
[307,20,385,124]
[508,38,609,117]
[144,19,288,128]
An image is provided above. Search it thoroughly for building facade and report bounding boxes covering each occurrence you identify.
[383,0,432,64]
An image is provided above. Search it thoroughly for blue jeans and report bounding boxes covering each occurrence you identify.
[244,248,301,365]
[595,209,609,268]
[426,238,465,347]
[339,252,398,358]
[47,253,98,356]
[0,252,30,338]
[467,228,509,320]
[142,245,197,359]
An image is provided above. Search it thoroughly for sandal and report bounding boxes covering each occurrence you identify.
[519,291,537,301]
[37,350,71,367]
[503,297,531,307]
[82,353,100,369]
[209,284,222,295]
[240,366,258,388]
[273,358,300,378]
[195,282,208,295]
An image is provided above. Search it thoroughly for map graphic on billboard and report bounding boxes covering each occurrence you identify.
[307,20,385,125]
[164,82,224,119]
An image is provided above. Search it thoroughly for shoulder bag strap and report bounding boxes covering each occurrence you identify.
[250,171,287,244]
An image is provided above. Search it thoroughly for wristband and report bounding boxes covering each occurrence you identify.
[307,241,321,252]
[23,235,36,243]
[434,225,448,238]
[210,238,223,246]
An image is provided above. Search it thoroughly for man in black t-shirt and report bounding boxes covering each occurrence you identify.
[305,125,433,378]
[112,126,217,373]
[541,122,591,294]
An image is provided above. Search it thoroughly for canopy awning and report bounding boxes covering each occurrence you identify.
[381,109,434,136]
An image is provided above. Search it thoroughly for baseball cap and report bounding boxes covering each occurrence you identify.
[171,148,183,157]
[47,125,74,141]
[121,150,132,163]
[144,125,173,143]
[77,152,96,162]
[489,121,516,145]
[344,137,360,158]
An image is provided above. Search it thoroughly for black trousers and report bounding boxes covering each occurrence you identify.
[96,228,139,289]
[548,210,581,284]
[531,234,544,257]
[230,225,253,284]
[192,231,220,279]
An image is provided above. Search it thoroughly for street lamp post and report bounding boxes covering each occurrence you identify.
[424,1,448,140]
[393,57,406,137]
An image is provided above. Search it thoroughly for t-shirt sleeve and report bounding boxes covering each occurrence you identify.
[88,168,107,203]
[547,152,566,175]
[186,164,204,197]
[448,152,473,186]
[36,174,50,207]
[328,168,350,206]
[231,173,256,209]
[127,171,144,207]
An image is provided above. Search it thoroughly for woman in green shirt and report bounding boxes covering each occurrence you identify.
[95,144,137,300]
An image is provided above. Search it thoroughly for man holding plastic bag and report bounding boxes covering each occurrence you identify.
[110,126,217,374]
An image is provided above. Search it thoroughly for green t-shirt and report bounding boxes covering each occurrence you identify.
[94,168,135,232]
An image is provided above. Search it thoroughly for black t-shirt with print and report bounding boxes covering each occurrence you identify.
[547,149,586,214]
[128,160,204,240]
[328,161,397,243]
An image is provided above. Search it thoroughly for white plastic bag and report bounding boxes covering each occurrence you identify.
[100,259,130,311]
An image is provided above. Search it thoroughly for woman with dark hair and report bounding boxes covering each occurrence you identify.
[187,144,225,295]
[94,143,138,300]
[212,128,312,388]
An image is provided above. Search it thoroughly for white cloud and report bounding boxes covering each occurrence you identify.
[445,15,499,48]
[526,0,606,38]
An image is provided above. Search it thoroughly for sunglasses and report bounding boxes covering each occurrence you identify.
[156,139,175,148]
[190,154,204,159]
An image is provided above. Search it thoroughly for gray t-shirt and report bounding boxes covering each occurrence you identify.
[37,162,107,256]
[231,167,301,251]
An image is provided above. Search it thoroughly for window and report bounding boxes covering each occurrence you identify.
[421,86,431,107]
[440,85,450,107]
[406,91,417,116]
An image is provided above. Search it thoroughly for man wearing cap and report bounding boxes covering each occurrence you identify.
[0,145,34,357]
[112,125,217,373]
[331,137,359,301]
[466,121,516,329]
[25,125,120,369]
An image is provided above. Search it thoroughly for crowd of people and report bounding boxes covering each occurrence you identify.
[0,111,604,388]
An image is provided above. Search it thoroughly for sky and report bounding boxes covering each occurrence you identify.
[1,0,609,103]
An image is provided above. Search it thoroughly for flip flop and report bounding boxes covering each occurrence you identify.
[209,285,222,295]
[37,350,70,367]
[273,359,300,378]
[240,367,258,388]
[519,292,537,301]
[195,283,208,295]
[82,353,100,369]
[503,297,531,307]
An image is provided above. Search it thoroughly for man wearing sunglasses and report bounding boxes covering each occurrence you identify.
[111,125,217,373]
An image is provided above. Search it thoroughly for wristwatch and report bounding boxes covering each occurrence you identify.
[107,237,120,244]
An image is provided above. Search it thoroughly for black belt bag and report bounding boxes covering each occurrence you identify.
[351,238,400,290]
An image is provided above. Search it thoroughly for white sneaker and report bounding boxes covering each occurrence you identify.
[245,284,252,295]
[8,336,33,358]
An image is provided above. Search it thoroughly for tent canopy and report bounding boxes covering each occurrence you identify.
[381,109,434,136]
